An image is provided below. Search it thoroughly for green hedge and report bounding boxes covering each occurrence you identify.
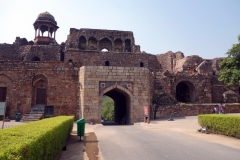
[198,114,240,138]
[0,116,74,160]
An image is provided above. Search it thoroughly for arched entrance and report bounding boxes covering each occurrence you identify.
[176,81,195,103]
[32,75,48,105]
[100,85,132,124]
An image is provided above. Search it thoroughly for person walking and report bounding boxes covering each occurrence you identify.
[212,107,217,114]
[218,103,224,114]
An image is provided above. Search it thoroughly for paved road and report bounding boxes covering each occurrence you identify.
[2,114,240,160]
[91,120,240,160]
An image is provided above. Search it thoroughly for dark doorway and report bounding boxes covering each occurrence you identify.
[31,56,40,61]
[36,88,46,104]
[105,61,110,66]
[60,50,64,61]
[176,81,195,103]
[79,36,87,50]
[44,106,54,118]
[0,87,7,102]
[103,88,130,124]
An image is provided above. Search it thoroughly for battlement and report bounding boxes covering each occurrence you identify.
[70,28,133,37]
[66,28,136,53]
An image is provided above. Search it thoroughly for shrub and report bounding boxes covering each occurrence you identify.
[198,114,240,138]
[0,116,74,160]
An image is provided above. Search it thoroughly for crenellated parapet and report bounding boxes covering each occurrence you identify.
[0,43,21,61]
[65,28,140,53]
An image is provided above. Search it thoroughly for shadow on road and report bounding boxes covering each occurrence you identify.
[150,116,186,123]
[101,121,134,126]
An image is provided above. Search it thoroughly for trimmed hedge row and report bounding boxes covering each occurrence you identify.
[0,116,74,160]
[198,114,240,138]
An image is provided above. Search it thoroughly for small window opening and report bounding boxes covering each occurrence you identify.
[101,48,109,52]
[31,56,40,61]
[105,61,110,66]
[140,62,144,67]
[0,87,7,102]
[60,50,64,61]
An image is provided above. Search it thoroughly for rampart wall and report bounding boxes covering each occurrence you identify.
[155,103,240,119]
[65,50,162,72]
[0,61,78,118]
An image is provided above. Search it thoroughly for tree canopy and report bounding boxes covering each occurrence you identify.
[151,93,177,119]
[101,96,114,121]
[218,35,240,88]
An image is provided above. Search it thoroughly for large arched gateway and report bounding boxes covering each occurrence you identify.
[79,66,150,124]
[175,81,195,103]
[100,85,132,124]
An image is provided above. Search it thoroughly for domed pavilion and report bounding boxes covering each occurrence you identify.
[33,11,59,45]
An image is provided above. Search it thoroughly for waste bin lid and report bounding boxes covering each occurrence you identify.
[76,118,85,123]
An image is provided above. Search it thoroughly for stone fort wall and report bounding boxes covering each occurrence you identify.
[155,103,240,118]
[0,61,78,118]
[0,10,239,121]
[79,66,151,123]
[65,50,162,72]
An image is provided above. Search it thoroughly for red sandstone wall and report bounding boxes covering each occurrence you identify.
[0,61,78,119]
[160,73,212,103]
[156,51,176,71]
[65,50,162,72]
[211,85,227,103]
[155,103,240,118]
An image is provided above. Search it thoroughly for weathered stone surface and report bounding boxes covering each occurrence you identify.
[0,12,239,122]
[79,66,150,123]
[155,103,240,118]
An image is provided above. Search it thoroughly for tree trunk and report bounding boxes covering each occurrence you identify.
[153,106,157,120]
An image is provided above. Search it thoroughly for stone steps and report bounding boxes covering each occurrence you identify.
[22,113,44,121]
[22,104,45,122]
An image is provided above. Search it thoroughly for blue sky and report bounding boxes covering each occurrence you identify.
[0,0,240,59]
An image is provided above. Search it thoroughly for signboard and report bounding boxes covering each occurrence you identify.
[0,102,6,115]
[0,102,6,129]
[144,106,148,116]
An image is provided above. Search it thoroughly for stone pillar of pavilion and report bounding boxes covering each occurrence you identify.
[33,11,59,45]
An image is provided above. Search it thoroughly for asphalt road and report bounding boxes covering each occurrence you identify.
[93,125,240,160]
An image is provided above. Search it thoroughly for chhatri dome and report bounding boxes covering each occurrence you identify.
[35,11,57,25]
[33,11,59,45]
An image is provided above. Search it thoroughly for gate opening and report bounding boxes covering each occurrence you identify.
[176,81,195,103]
[102,88,130,124]
[0,87,7,102]
[101,96,114,121]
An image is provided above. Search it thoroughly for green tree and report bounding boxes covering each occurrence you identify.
[219,35,240,88]
[101,96,114,121]
[151,93,177,119]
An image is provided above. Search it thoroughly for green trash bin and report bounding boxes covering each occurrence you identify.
[76,118,85,137]
[15,113,21,122]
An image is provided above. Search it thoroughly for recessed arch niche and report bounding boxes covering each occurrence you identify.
[114,38,122,52]
[79,36,87,50]
[124,39,131,52]
[32,75,48,105]
[99,38,112,51]
[88,37,97,50]
[175,81,195,103]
